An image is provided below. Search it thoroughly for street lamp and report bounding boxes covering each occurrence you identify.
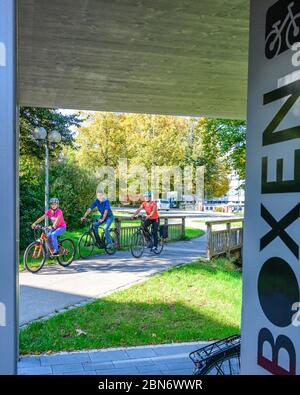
[33,127,62,225]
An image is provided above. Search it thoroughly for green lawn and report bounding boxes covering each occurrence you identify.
[185,228,205,239]
[19,258,241,354]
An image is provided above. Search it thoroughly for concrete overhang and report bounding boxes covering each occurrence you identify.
[18,0,250,119]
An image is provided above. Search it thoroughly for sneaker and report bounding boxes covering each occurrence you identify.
[52,250,60,257]
[152,247,158,253]
[107,243,114,249]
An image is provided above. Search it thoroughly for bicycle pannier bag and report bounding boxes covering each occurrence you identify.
[159,224,168,239]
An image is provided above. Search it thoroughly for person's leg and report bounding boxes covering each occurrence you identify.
[143,219,152,246]
[93,218,101,243]
[49,227,66,252]
[48,229,55,249]
[103,216,114,245]
[151,220,159,248]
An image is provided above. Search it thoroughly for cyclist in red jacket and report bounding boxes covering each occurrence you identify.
[133,192,159,252]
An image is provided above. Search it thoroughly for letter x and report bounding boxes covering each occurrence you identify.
[260,204,300,258]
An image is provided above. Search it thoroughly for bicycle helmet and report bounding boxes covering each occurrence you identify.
[50,197,59,204]
[143,192,151,197]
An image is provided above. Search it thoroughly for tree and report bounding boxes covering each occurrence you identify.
[185,118,230,199]
[50,159,98,229]
[19,156,44,249]
[124,114,189,168]
[75,112,131,170]
[73,113,191,199]
[205,118,246,180]
[19,107,82,249]
[20,107,81,159]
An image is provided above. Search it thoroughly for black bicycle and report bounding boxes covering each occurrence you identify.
[78,219,118,259]
[130,215,166,258]
[189,335,241,375]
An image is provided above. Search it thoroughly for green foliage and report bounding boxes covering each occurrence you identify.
[19,107,82,249]
[74,113,235,199]
[124,114,189,168]
[49,160,98,230]
[185,118,230,198]
[75,112,129,169]
[20,107,81,159]
[207,118,246,180]
[20,157,98,250]
[74,112,189,170]
[19,157,44,250]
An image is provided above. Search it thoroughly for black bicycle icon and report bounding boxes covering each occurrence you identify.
[266,1,300,59]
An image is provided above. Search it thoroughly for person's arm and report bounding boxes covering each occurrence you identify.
[31,214,47,229]
[132,205,143,218]
[99,209,108,222]
[147,203,157,219]
[81,207,92,221]
[99,200,110,222]
[52,215,61,229]
[82,200,97,221]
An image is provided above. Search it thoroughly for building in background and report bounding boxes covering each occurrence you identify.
[203,172,245,213]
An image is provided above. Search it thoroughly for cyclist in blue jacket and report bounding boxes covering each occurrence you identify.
[81,190,114,247]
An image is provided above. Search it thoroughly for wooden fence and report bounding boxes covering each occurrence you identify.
[206,218,244,259]
[114,216,186,248]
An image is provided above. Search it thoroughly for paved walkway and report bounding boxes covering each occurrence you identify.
[20,236,206,326]
[18,342,209,375]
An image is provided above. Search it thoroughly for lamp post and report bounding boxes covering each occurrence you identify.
[32,127,62,225]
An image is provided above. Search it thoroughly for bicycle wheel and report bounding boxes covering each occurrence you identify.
[130,230,145,258]
[194,347,241,375]
[78,231,96,259]
[104,229,117,255]
[57,238,76,267]
[265,31,281,59]
[286,15,300,49]
[153,236,164,255]
[24,241,47,273]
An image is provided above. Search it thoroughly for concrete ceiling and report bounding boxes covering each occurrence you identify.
[18,0,250,119]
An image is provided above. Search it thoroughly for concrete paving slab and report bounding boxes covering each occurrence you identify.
[18,342,209,376]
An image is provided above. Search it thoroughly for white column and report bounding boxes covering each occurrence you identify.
[0,0,18,375]
[241,0,300,375]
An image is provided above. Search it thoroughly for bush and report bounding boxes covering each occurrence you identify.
[20,158,44,250]
[20,158,98,250]
[50,160,98,230]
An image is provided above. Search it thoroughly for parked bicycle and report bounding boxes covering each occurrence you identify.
[23,225,75,273]
[189,335,241,375]
[78,219,118,259]
[130,215,167,258]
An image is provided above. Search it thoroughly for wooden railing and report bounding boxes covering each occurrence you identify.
[114,216,186,248]
[206,218,244,259]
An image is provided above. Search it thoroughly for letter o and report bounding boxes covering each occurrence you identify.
[258,257,299,327]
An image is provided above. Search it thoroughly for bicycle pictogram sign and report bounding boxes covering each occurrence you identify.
[265,0,300,59]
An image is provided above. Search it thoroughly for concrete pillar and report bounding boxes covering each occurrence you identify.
[241,0,300,375]
[0,0,18,375]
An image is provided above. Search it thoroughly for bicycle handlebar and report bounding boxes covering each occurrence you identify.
[133,214,147,221]
[81,218,94,223]
[33,225,49,231]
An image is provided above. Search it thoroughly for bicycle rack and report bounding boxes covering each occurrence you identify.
[189,334,241,373]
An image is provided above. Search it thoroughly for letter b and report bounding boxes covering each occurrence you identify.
[258,328,296,375]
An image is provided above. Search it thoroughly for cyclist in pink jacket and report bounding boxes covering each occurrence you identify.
[31,197,67,256]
